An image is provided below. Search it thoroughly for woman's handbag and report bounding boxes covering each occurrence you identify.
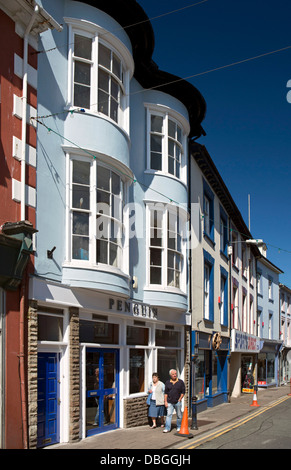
[146,393,152,405]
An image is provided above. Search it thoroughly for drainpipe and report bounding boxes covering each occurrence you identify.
[21,5,39,221]
[19,5,39,449]
[19,274,28,449]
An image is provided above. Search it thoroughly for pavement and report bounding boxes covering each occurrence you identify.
[48,384,291,450]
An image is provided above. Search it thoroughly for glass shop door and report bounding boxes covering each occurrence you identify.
[86,348,119,436]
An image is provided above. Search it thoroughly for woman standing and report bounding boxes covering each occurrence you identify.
[147,373,165,428]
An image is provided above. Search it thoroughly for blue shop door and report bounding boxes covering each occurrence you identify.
[86,348,119,436]
[37,353,60,448]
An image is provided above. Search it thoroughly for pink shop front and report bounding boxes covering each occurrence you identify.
[230,329,261,396]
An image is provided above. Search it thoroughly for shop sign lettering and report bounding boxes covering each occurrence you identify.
[232,330,260,352]
[109,298,158,319]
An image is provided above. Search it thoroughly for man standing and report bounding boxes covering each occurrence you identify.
[163,369,185,433]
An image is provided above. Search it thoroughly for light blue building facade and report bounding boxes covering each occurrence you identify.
[257,251,283,388]
[27,0,206,447]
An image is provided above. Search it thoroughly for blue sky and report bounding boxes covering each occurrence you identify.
[137,0,291,287]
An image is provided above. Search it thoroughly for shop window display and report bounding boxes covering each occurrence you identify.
[129,349,145,394]
[194,351,210,399]
[38,313,63,341]
[157,349,180,385]
[241,356,255,392]
[212,353,218,395]
[80,320,119,344]
[258,353,275,385]
[194,350,227,400]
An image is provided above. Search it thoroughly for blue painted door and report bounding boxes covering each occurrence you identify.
[86,348,119,436]
[37,353,60,447]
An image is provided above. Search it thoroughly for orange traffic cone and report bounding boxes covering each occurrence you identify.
[250,387,260,407]
[175,407,193,439]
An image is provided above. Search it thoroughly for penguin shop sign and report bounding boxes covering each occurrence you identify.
[109,298,158,320]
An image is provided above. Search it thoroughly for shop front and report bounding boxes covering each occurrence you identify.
[280,347,291,385]
[192,331,230,412]
[230,329,261,397]
[29,277,188,446]
[257,339,282,388]
[241,354,256,393]
[79,297,187,437]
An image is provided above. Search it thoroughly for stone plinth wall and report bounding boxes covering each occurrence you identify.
[27,300,38,449]
[69,307,80,442]
[123,396,149,428]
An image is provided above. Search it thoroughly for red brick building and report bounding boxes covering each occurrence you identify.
[0,0,61,448]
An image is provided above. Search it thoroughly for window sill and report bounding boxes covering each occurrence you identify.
[204,318,214,325]
[144,285,186,296]
[125,393,147,400]
[203,232,215,249]
[220,250,228,263]
[232,264,239,274]
[38,341,68,347]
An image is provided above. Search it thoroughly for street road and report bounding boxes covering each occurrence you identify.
[177,396,291,449]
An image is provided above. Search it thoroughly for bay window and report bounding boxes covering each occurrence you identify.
[67,20,134,130]
[96,166,124,267]
[97,43,122,122]
[146,105,189,182]
[147,204,186,291]
[69,156,125,270]
[72,33,124,122]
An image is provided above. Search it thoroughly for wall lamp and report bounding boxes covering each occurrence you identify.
[245,239,264,246]
[227,239,265,256]
[47,246,56,259]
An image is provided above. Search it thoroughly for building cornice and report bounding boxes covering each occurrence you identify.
[75,0,206,139]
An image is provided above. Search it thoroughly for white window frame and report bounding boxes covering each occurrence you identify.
[233,285,239,330]
[257,310,262,337]
[268,277,273,300]
[145,203,187,293]
[66,18,134,132]
[204,263,210,320]
[269,313,273,339]
[203,195,210,236]
[241,244,247,278]
[231,229,239,268]
[65,151,129,275]
[220,275,225,325]
[145,104,189,184]
[242,291,247,332]
[257,271,262,296]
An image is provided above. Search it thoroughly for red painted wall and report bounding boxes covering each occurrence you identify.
[0,9,37,448]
